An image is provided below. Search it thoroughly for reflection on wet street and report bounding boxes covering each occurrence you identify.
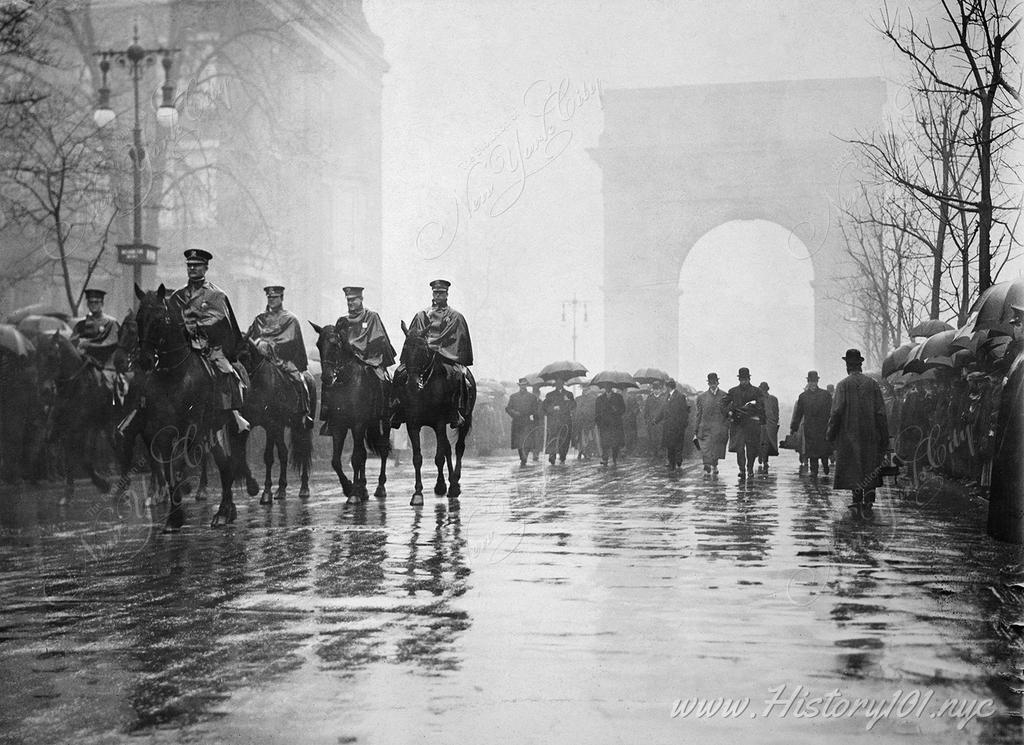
[0,452,1021,744]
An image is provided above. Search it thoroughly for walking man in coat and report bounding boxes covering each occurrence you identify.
[506,378,541,466]
[757,381,780,474]
[722,367,765,481]
[246,285,314,428]
[655,378,690,470]
[790,370,832,477]
[594,384,626,466]
[543,378,576,464]
[644,379,667,458]
[826,349,890,516]
[694,372,728,477]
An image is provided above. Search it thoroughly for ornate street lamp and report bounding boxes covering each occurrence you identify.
[93,25,180,294]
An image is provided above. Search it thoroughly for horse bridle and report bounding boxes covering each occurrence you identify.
[138,297,192,372]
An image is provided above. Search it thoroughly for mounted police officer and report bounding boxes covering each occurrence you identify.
[334,285,395,422]
[246,285,313,429]
[393,279,474,428]
[71,288,124,402]
[169,249,249,431]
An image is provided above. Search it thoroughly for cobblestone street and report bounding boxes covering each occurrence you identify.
[0,452,1022,744]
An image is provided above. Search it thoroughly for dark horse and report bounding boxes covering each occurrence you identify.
[397,321,475,507]
[35,332,116,503]
[311,321,390,504]
[133,285,245,530]
[237,337,315,503]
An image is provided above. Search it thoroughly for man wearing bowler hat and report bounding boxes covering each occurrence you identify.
[169,249,248,430]
[246,285,314,428]
[722,366,765,480]
[826,349,890,516]
[394,279,474,428]
[694,372,728,477]
[790,370,832,477]
[71,288,124,399]
[331,286,395,426]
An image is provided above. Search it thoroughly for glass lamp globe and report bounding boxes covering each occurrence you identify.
[93,107,116,127]
[156,105,179,128]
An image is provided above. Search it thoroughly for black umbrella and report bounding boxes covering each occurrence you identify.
[539,360,588,380]
[881,343,915,378]
[590,370,638,388]
[909,319,953,337]
[633,367,670,384]
[971,278,1024,332]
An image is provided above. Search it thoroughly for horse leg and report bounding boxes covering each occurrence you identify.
[332,429,353,497]
[210,431,237,527]
[433,423,448,496]
[448,424,469,501]
[86,426,112,494]
[260,429,275,505]
[236,426,259,496]
[409,425,424,507]
[352,426,368,502]
[59,435,75,506]
[194,450,210,501]
[275,427,288,500]
[374,438,388,499]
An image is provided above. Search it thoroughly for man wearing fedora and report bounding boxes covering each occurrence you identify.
[790,370,832,477]
[246,285,314,428]
[395,279,474,428]
[826,348,890,516]
[71,288,124,400]
[694,372,728,477]
[506,377,541,466]
[722,367,766,480]
[169,249,248,430]
[333,286,396,427]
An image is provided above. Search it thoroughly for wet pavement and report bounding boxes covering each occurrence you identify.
[0,451,1022,744]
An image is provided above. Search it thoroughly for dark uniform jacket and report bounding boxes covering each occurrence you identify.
[71,312,120,367]
[247,308,308,371]
[406,305,472,366]
[170,280,243,359]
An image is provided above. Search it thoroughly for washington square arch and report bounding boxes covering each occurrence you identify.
[591,77,887,388]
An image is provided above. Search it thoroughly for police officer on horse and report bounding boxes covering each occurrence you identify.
[71,288,124,402]
[246,285,314,429]
[393,279,474,428]
[330,285,395,422]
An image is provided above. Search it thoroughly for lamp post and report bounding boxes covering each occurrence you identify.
[93,25,180,296]
[561,294,588,361]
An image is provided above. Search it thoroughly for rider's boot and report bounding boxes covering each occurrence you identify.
[295,379,314,429]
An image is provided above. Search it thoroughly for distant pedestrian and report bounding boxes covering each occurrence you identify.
[694,372,728,477]
[543,379,576,464]
[530,385,545,460]
[722,367,765,481]
[644,380,667,458]
[826,349,890,516]
[594,385,626,466]
[506,378,541,466]
[655,378,690,470]
[790,371,832,477]
[757,381,779,474]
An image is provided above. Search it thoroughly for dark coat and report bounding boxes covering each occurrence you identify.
[543,388,575,455]
[506,389,540,450]
[989,347,1024,542]
[595,391,626,449]
[791,387,832,458]
[656,390,690,448]
[723,382,765,453]
[760,392,780,456]
[694,388,728,460]
[826,372,889,491]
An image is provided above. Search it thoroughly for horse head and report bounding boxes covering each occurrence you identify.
[399,322,434,380]
[134,284,185,371]
[311,320,355,386]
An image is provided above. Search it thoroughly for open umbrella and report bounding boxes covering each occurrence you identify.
[521,373,552,388]
[3,302,67,325]
[909,319,953,337]
[901,342,928,374]
[539,360,588,380]
[0,324,35,356]
[565,376,590,387]
[971,278,1024,332]
[590,370,638,388]
[633,367,670,383]
[881,343,915,378]
[17,314,72,338]
[918,329,957,362]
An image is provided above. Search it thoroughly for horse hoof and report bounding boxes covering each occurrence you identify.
[434,484,447,496]
[274,489,286,501]
[448,484,461,499]
[246,478,260,497]
[298,486,311,499]
[342,484,353,498]
[166,511,185,532]
[259,492,272,506]
[374,486,387,499]
[228,505,237,523]
[346,494,360,505]
[410,492,424,507]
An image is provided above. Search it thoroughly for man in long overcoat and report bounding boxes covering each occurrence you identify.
[644,380,666,458]
[722,367,765,480]
[790,370,832,477]
[655,379,690,470]
[826,349,890,516]
[247,285,313,428]
[694,372,728,477]
[594,385,626,466]
[757,381,780,474]
[543,379,575,464]
[506,378,540,466]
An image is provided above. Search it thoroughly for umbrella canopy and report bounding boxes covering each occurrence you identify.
[0,324,35,356]
[3,302,68,325]
[633,367,670,383]
[918,329,957,362]
[17,314,72,338]
[521,373,552,388]
[539,360,588,380]
[909,319,954,337]
[951,349,975,368]
[901,342,928,374]
[590,370,638,388]
[881,343,916,378]
[565,376,590,387]
[971,278,1024,332]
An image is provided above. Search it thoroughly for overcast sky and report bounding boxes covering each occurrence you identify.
[362,0,1007,401]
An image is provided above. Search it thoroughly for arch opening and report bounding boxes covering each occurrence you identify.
[677,220,815,407]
